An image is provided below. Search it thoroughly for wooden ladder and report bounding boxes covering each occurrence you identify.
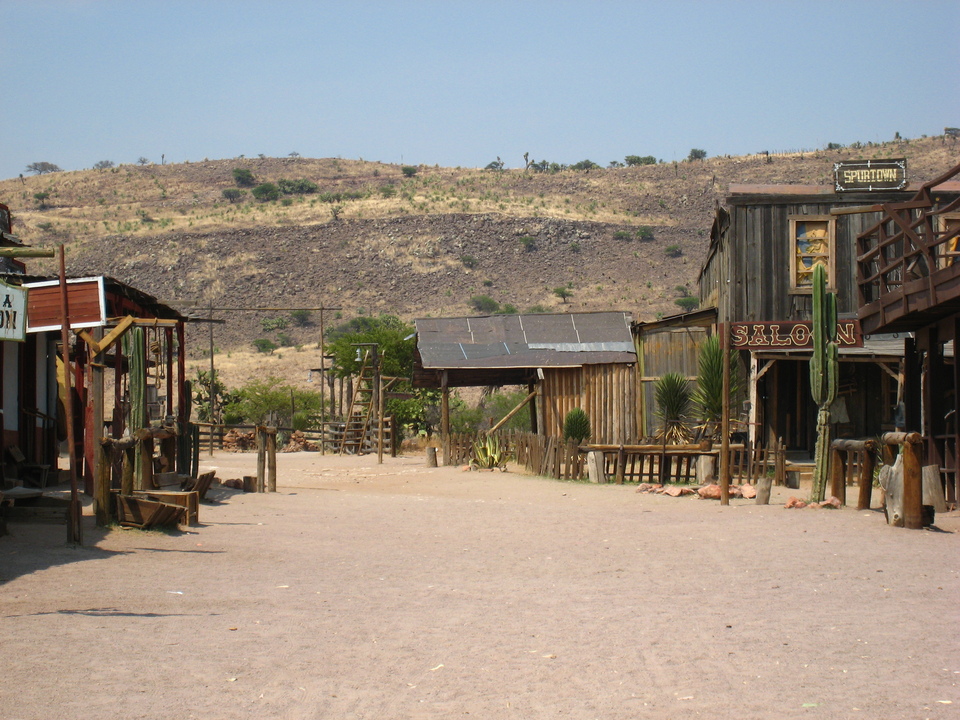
[339,351,377,455]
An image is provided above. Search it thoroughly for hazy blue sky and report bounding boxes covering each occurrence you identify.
[2,0,958,180]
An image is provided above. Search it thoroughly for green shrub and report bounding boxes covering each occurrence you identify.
[401,165,418,177]
[470,295,500,314]
[460,254,478,269]
[665,245,682,258]
[278,178,319,194]
[496,303,518,315]
[261,317,288,331]
[290,309,312,327]
[379,184,396,197]
[625,155,656,166]
[569,241,581,253]
[222,188,243,203]
[636,226,654,241]
[674,296,699,312]
[252,183,280,202]
[553,286,573,303]
[570,159,600,171]
[232,168,256,187]
[527,304,548,314]
[614,230,633,241]
[253,338,278,354]
[687,148,707,161]
[519,236,536,252]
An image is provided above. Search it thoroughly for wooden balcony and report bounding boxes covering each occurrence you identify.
[856,164,960,335]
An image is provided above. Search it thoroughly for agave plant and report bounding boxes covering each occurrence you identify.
[654,372,693,444]
[470,434,510,470]
[562,408,591,444]
[691,334,742,440]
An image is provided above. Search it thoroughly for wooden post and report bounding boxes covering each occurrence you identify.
[441,371,450,466]
[266,427,277,492]
[615,445,626,484]
[902,436,923,530]
[58,246,82,544]
[830,445,846,505]
[857,442,876,510]
[720,322,731,505]
[94,441,112,525]
[256,426,266,493]
[121,447,134,496]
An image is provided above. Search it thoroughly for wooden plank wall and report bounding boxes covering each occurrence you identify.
[539,364,637,445]
[700,198,886,323]
[637,326,708,438]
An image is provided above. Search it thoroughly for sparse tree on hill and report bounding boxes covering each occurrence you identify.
[26,162,61,175]
[233,168,256,187]
[687,148,707,161]
[93,160,115,170]
[137,157,150,165]
[553,286,573,303]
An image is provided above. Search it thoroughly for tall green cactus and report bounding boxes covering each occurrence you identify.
[810,263,838,501]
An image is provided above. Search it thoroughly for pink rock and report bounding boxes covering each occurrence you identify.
[637,483,663,493]
[663,486,684,497]
[740,483,757,499]
[820,496,842,509]
[222,478,243,490]
[698,484,722,499]
[785,496,807,509]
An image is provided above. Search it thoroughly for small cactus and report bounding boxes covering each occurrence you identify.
[563,408,591,444]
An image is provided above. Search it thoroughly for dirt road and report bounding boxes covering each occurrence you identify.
[2,452,957,719]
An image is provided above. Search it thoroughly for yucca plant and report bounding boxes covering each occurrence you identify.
[470,434,510,470]
[563,408,591,444]
[691,334,741,440]
[654,372,693,444]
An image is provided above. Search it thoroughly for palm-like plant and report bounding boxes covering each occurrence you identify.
[691,334,741,440]
[654,372,693,444]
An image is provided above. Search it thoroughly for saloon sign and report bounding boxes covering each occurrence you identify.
[730,320,862,350]
[0,280,27,342]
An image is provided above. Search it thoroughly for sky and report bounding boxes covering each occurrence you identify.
[2,0,958,181]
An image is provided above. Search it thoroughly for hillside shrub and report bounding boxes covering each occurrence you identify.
[460,254,477,269]
[401,165,418,177]
[232,168,256,187]
[252,183,280,202]
[665,245,682,258]
[570,159,600,171]
[278,178,319,194]
[470,295,500,314]
[93,160,115,170]
[222,188,244,203]
[290,309,312,327]
[519,236,536,252]
[675,296,699,312]
[687,148,707,161]
[636,226,654,241]
[614,230,633,241]
[553,286,573,303]
[625,155,656,166]
[253,338,278,354]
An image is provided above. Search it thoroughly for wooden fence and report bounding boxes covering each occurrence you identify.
[194,419,396,456]
[449,431,785,484]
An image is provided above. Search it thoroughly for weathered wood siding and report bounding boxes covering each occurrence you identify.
[538,364,637,445]
[700,194,902,323]
[636,326,709,437]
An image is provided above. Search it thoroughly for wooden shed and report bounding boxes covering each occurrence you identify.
[696,170,960,453]
[413,312,638,455]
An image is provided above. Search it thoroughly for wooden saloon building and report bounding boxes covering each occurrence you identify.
[697,159,960,455]
[412,312,638,457]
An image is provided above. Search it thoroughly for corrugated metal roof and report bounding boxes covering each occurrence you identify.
[415,312,635,369]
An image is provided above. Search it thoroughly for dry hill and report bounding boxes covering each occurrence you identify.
[2,137,956,389]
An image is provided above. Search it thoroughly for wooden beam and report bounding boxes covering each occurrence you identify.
[488,390,537,434]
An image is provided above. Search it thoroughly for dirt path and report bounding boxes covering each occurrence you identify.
[1,452,958,720]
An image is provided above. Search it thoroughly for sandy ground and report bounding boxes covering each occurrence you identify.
[1,451,958,720]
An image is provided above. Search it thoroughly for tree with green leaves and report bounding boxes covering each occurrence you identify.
[553,286,573,303]
[26,161,61,175]
[691,334,741,440]
[687,148,707,161]
[232,167,256,187]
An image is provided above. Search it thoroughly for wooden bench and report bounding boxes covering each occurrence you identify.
[6,446,51,489]
[115,494,186,529]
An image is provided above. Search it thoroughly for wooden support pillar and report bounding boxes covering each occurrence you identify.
[256,426,266,493]
[902,436,923,530]
[441,371,450,466]
[857,442,876,510]
[266,427,277,492]
[615,445,626,484]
